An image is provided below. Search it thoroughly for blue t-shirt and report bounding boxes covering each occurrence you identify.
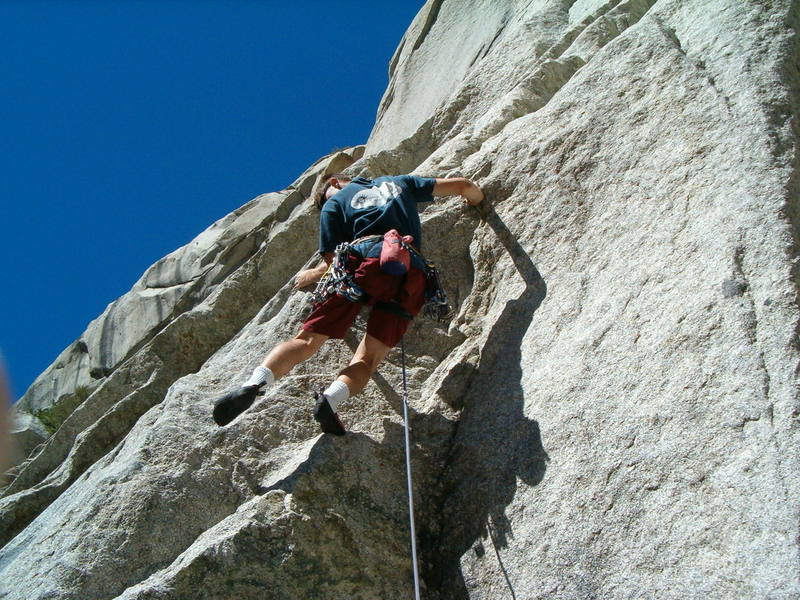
[319,175,436,254]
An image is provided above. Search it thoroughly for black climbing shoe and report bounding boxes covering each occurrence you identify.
[213,385,260,426]
[313,390,346,436]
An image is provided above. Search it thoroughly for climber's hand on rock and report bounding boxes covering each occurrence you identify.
[433,177,484,206]
[461,181,484,206]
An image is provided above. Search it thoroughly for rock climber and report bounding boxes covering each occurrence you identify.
[213,172,484,433]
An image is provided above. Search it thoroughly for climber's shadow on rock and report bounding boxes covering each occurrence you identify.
[432,204,549,598]
[336,204,549,598]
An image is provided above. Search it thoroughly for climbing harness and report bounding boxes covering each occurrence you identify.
[311,237,452,323]
[400,337,421,600]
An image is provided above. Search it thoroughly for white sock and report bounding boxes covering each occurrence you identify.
[323,380,350,412]
[244,366,274,389]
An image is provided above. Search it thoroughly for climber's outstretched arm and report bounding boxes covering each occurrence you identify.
[433,177,484,205]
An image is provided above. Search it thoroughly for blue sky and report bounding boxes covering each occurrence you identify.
[0,0,423,401]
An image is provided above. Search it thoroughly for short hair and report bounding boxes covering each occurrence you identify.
[315,174,351,210]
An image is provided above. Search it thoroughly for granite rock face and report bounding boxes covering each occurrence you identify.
[2,1,799,599]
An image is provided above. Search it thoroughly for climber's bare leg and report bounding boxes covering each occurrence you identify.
[261,330,328,379]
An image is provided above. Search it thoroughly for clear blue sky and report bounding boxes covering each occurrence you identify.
[0,0,423,401]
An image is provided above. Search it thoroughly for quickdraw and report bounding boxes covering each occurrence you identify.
[311,242,365,305]
[422,262,451,322]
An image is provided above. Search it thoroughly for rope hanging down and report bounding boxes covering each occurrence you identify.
[400,337,421,600]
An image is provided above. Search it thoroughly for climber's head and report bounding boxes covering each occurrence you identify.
[315,174,351,210]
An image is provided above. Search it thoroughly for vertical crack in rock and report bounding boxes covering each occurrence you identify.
[468,11,511,69]
[727,244,773,431]
[782,3,800,371]
[411,0,444,52]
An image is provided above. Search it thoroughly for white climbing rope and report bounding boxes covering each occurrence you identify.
[400,337,421,600]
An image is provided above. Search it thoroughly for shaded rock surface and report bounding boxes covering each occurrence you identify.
[2,1,799,599]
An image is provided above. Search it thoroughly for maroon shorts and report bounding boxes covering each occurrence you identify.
[302,257,427,348]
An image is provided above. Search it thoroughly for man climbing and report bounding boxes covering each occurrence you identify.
[213,172,484,433]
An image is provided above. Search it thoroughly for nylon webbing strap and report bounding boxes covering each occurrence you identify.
[400,337,421,600]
